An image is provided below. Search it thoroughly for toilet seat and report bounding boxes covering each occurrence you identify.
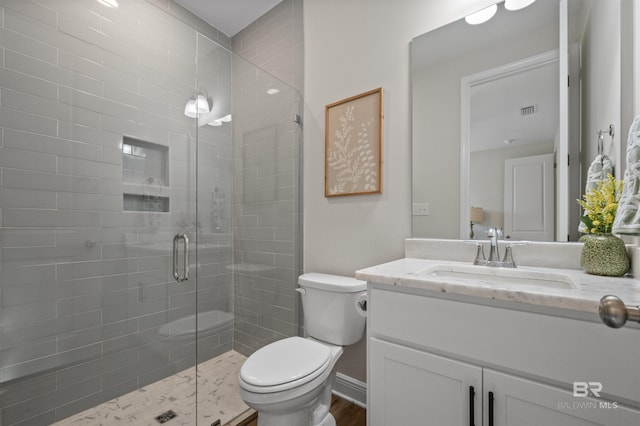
[240,337,332,394]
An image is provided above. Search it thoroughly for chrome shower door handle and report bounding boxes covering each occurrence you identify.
[182,233,190,281]
[173,233,190,282]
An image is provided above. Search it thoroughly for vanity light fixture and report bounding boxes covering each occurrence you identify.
[184,99,198,118]
[464,4,498,25]
[184,94,211,118]
[195,95,210,114]
[505,0,536,11]
[97,0,119,8]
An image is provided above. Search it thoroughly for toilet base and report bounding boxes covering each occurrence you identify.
[318,412,336,426]
[248,369,339,426]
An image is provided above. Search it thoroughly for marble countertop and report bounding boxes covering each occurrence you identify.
[355,257,640,315]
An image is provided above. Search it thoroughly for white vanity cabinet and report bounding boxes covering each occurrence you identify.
[369,337,482,425]
[367,285,640,426]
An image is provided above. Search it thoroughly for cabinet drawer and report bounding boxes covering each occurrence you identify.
[369,286,640,405]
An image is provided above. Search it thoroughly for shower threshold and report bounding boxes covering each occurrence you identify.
[53,351,254,426]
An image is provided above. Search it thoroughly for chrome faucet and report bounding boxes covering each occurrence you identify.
[465,227,527,268]
[486,227,502,264]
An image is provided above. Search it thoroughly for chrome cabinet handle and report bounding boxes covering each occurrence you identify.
[599,295,640,328]
[173,233,189,282]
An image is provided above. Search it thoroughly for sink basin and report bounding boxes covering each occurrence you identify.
[419,264,576,289]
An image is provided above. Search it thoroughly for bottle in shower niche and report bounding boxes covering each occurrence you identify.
[210,187,227,232]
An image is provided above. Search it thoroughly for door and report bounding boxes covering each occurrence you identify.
[484,369,640,426]
[368,338,482,426]
[504,153,554,241]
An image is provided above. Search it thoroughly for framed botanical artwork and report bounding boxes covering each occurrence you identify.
[325,87,383,197]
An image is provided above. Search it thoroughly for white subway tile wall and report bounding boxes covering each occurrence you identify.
[0,0,237,424]
[230,0,304,355]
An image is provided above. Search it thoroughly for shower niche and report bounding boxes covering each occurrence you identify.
[122,136,171,216]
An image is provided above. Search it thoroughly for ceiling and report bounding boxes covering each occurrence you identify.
[175,0,284,37]
[470,61,559,152]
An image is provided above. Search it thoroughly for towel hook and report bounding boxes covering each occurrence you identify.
[597,130,605,155]
[596,124,615,156]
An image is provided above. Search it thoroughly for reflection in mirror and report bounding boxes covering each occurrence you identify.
[465,50,560,242]
[411,0,626,242]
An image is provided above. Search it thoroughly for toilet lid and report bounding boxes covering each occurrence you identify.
[240,337,331,387]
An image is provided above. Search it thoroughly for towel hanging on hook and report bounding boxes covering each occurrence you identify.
[579,126,615,233]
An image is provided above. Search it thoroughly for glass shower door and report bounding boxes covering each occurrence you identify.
[0,1,201,424]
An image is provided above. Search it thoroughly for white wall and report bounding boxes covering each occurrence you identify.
[303,0,499,382]
[581,0,622,181]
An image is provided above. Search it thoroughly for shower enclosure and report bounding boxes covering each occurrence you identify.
[0,0,302,424]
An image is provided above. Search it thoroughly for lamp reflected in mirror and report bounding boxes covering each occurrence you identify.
[470,207,484,239]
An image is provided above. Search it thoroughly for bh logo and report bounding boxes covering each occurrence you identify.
[573,382,603,398]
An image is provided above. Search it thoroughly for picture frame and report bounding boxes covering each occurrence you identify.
[325,87,383,197]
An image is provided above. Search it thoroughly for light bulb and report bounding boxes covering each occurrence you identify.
[465,4,498,25]
[184,99,197,118]
[505,0,536,11]
[196,95,210,114]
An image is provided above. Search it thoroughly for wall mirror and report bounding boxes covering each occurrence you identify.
[411,0,630,242]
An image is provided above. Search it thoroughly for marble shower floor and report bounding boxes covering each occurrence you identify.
[53,351,253,426]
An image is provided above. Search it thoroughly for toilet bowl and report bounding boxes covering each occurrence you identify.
[238,273,367,426]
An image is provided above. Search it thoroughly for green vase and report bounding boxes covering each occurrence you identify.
[579,234,630,277]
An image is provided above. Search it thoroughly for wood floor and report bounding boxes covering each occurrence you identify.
[239,394,366,425]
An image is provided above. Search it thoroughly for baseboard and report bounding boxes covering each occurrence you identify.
[332,372,367,408]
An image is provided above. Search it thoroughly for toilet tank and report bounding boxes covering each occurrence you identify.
[297,273,367,346]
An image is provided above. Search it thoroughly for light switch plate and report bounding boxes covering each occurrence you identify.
[412,203,430,216]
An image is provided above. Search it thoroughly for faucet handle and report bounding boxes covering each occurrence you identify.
[464,240,487,265]
[501,241,529,268]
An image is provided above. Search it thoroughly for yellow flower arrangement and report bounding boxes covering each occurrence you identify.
[577,174,623,234]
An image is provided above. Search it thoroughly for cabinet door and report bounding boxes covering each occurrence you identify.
[484,369,640,426]
[368,338,482,426]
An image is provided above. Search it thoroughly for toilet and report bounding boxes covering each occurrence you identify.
[238,273,367,426]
